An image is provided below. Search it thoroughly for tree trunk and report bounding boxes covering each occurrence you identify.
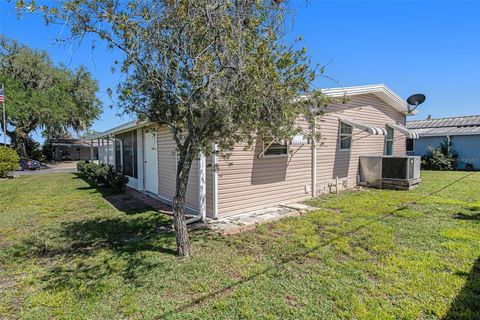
[8,128,28,158]
[172,139,197,257]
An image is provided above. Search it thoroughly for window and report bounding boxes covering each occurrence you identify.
[339,122,353,150]
[385,126,394,155]
[406,138,414,152]
[263,138,288,156]
[115,130,138,178]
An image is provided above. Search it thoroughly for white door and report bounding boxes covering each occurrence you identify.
[144,131,159,194]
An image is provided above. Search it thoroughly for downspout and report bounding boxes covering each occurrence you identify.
[311,115,317,198]
[186,152,207,224]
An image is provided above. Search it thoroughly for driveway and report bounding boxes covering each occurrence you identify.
[15,161,78,175]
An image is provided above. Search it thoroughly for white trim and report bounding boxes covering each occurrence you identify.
[321,84,414,115]
[384,125,395,156]
[198,152,207,221]
[311,117,317,197]
[212,143,219,218]
[339,121,353,151]
[87,120,148,140]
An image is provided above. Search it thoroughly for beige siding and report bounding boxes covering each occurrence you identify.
[217,117,312,216]
[157,126,199,212]
[316,94,407,193]
[216,93,408,216]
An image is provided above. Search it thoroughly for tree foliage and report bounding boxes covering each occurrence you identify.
[0,146,20,178]
[20,0,330,256]
[422,139,458,171]
[0,36,102,157]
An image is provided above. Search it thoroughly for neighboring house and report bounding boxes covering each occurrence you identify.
[88,84,417,219]
[407,115,480,170]
[50,139,98,161]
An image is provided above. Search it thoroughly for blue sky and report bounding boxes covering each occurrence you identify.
[1,0,479,143]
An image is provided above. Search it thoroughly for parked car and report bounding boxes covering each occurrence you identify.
[19,159,41,171]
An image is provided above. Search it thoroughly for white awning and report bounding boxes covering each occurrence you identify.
[339,118,387,135]
[291,132,309,145]
[387,122,419,139]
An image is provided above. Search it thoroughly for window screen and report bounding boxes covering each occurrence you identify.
[263,139,288,156]
[339,122,353,150]
[384,126,394,155]
[406,138,414,152]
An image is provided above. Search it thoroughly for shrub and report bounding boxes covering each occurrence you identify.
[421,139,458,171]
[77,160,87,172]
[0,146,20,178]
[78,161,128,191]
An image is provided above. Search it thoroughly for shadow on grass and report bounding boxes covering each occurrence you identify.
[8,173,179,291]
[72,172,157,215]
[454,206,480,222]
[15,213,178,290]
[443,258,480,320]
[156,171,479,318]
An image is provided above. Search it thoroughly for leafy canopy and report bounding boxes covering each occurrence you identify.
[0,36,102,155]
[19,0,328,156]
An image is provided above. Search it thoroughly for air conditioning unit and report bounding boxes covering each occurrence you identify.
[359,156,421,190]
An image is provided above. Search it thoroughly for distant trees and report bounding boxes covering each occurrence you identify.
[0,36,102,158]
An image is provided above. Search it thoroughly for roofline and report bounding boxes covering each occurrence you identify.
[407,114,480,123]
[321,84,414,115]
[418,131,480,137]
[86,120,147,140]
[89,84,412,137]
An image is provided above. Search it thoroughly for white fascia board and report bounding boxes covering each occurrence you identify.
[321,84,414,116]
[87,120,148,140]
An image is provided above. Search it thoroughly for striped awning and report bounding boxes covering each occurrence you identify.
[387,122,419,139]
[339,118,387,135]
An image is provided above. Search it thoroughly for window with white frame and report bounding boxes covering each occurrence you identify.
[339,122,353,150]
[406,138,414,152]
[263,138,288,156]
[385,126,394,155]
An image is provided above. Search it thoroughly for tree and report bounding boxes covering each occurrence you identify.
[0,36,102,158]
[21,0,329,257]
[0,146,19,178]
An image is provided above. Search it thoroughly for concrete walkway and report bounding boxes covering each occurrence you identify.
[206,203,317,235]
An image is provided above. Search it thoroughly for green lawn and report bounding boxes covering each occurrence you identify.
[0,171,479,319]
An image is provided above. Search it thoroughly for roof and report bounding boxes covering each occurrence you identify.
[90,84,411,137]
[321,84,412,115]
[86,120,147,140]
[51,139,97,147]
[407,115,480,137]
[407,115,480,129]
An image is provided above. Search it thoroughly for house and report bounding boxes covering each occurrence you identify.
[87,84,418,220]
[407,115,480,170]
[50,139,98,161]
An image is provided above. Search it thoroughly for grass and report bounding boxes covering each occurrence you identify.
[0,171,479,319]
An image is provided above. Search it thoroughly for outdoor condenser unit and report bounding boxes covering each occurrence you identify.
[359,156,421,190]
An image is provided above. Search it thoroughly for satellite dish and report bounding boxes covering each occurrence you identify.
[406,93,426,113]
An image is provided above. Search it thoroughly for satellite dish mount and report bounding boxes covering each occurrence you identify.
[406,93,426,114]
